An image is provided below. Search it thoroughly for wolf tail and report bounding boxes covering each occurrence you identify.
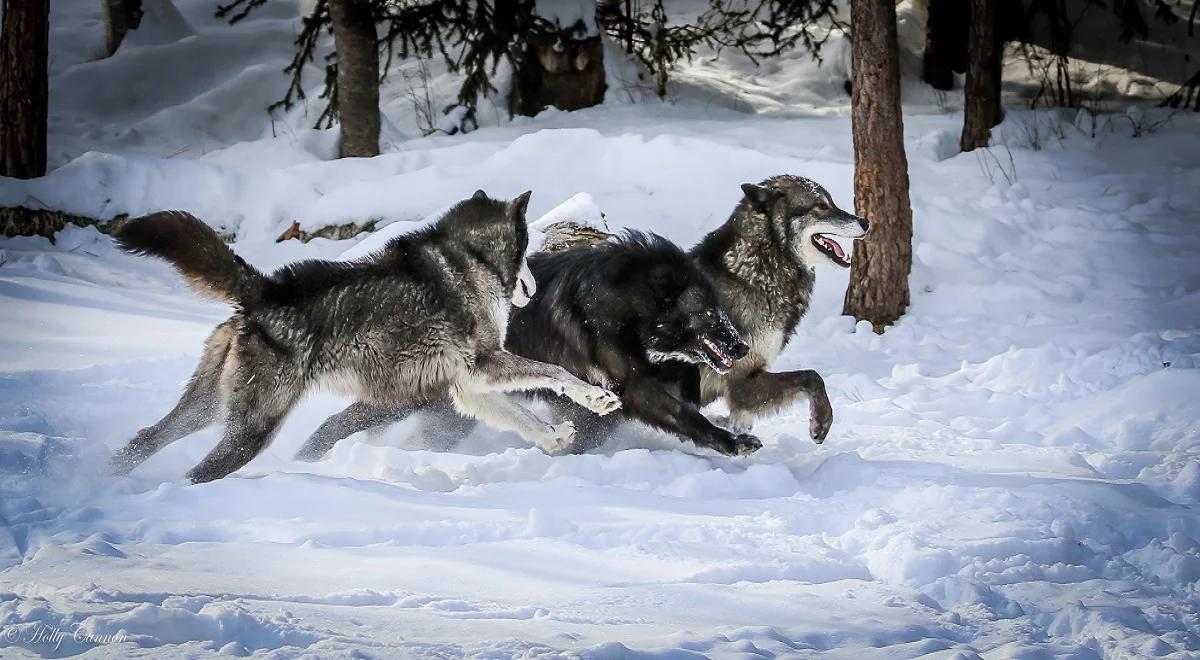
[116,211,264,304]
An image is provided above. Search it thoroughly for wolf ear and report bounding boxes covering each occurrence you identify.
[508,190,532,222]
[741,183,781,210]
[472,189,488,201]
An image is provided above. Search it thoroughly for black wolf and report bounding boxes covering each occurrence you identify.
[295,233,759,459]
[110,191,621,483]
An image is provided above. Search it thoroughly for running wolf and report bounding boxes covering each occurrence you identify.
[110,191,620,483]
[691,174,869,441]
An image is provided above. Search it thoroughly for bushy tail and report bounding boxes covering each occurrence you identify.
[116,211,264,304]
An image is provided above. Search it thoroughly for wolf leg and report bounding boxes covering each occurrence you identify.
[112,322,233,475]
[295,402,415,461]
[469,350,621,416]
[532,396,617,454]
[450,390,575,453]
[726,369,832,443]
[418,397,478,450]
[559,405,618,454]
[621,377,761,456]
[186,360,302,483]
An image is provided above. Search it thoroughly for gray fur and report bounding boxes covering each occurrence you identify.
[111,191,620,483]
[691,175,869,440]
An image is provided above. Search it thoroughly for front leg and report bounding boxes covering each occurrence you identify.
[470,350,621,416]
[621,376,761,456]
[450,389,575,453]
[726,369,833,443]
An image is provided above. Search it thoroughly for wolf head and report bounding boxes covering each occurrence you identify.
[442,189,536,307]
[616,234,750,374]
[739,175,869,269]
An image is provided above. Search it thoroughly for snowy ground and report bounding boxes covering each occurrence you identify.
[3,0,1200,657]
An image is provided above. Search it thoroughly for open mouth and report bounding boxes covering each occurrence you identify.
[812,234,852,268]
[700,337,735,373]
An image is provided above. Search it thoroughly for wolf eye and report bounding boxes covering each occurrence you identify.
[706,310,714,317]
[814,202,828,211]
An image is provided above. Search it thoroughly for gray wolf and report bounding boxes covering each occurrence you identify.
[300,175,867,457]
[295,232,760,459]
[110,191,621,483]
[690,174,869,441]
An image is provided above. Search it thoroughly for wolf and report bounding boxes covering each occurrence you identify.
[295,232,759,459]
[300,175,868,457]
[110,190,621,483]
[690,174,869,441]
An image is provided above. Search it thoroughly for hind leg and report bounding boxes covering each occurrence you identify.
[186,350,303,483]
[112,322,232,475]
[541,398,616,453]
[565,412,618,453]
[186,388,300,483]
[418,397,478,451]
[295,402,415,462]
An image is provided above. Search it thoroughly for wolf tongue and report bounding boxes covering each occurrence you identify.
[825,237,845,259]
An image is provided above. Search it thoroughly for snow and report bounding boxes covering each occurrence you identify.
[535,0,599,37]
[2,0,1200,656]
[528,192,605,232]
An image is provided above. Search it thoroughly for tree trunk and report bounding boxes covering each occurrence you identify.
[511,32,607,116]
[328,0,380,158]
[922,0,968,90]
[960,0,1003,151]
[103,0,143,56]
[843,0,913,332]
[0,0,50,179]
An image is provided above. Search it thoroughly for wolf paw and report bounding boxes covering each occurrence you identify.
[538,421,576,453]
[710,414,754,435]
[810,398,833,444]
[568,384,622,416]
[729,433,762,456]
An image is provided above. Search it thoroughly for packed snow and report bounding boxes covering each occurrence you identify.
[2,0,1199,657]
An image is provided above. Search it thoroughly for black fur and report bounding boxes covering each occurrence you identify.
[505,232,755,454]
[295,232,758,459]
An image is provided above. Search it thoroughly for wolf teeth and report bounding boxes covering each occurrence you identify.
[702,338,732,367]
